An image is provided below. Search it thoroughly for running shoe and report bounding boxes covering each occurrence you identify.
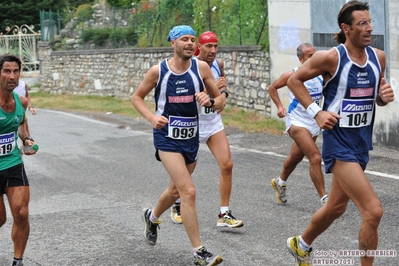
[271,177,287,204]
[170,203,183,224]
[287,236,312,266]
[217,210,243,228]
[141,208,161,246]
[13,260,24,266]
[193,246,223,266]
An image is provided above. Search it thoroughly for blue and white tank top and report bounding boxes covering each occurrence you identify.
[199,58,222,124]
[154,58,205,143]
[14,80,26,97]
[287,67,323,124]
[322,44,381,156]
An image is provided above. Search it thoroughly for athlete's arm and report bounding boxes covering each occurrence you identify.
[215,59,227,92]
[288,49,341,130]
[215,59,227,113]
[197,60,224,110]
[268,71,293,118]
[25,83,36,115]
[18,95,36,154]
[374,49,394,106]
[132,65,168,130]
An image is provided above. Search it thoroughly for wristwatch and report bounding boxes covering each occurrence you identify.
[220,90,229,98]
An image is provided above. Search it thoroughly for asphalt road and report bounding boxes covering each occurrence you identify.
[0,109,398,266]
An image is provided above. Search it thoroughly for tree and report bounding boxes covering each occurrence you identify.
[106,0,148,8]
[0,0,80,34]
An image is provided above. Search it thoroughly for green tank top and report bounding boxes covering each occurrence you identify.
[0,91,25,170]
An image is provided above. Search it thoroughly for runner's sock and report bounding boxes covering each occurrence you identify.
[299,235,311,251]
[150,210,159,223]
[220,206,229,214]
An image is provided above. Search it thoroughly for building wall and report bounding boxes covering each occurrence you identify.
[38,43,272,115]
[384,0,399,147]
[268,0,399,148]
[268,0,312,122]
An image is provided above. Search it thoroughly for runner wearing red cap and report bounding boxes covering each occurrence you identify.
[171,31,244,229]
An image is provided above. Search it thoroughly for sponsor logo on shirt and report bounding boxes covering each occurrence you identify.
[175,80,186,85]
[342,99,374,112]
[350,87,374,97]
[168,95,194,103]
[169,117,197,127]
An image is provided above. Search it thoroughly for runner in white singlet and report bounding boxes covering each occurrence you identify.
[268,43,328,206]
[14,80,36,115]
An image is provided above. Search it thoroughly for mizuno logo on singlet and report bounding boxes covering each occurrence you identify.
[170,120,197,127]
[342,104,373,111]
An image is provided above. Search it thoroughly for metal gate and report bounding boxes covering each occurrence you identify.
[0,24,41,75]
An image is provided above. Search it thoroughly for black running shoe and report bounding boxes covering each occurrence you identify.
[141,208,161,246]
[193,246,223,266]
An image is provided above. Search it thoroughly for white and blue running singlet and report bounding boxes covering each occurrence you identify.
[286,67,323,135]
[153,58,205,145]
[322,44,381,157]
[199,58,223,124]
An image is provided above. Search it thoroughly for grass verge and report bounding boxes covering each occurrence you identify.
[31,92,285,135]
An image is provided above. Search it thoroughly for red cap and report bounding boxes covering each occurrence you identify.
[194,31,218,56]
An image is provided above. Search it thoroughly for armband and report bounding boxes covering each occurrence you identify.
[306,102,322,118]
[220,90,229,98]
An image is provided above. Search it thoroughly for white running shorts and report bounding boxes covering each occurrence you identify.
[199,119,224,143]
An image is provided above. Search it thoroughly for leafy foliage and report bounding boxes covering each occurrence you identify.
[0,0,68,33]
[43,0,269,50]
[106,0,147,8]
[192,0,268,46]
[76,4,93,20]
[83,26,138,47]
[84,28,111,46]
[140,0,268,48]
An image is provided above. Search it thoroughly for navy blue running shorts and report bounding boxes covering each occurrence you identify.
[155,139,199,165]
[323,151,369,174]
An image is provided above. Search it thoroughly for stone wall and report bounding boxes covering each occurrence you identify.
[38,42,272,115]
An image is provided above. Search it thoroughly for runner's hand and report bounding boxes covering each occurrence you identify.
[150,115,168,130]
[315,111,341,130]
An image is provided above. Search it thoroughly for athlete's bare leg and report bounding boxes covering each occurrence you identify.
[288,125,326,198]
[6,186,30,259]
[206,129,233,207]
[0,196,6,226]
[154,151,202,247]
[279,141,305,182]
[302,160,383,266]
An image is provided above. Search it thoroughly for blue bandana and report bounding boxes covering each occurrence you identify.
[167,25,196,42]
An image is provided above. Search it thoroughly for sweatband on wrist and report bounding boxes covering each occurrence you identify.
[306,102,322,118]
